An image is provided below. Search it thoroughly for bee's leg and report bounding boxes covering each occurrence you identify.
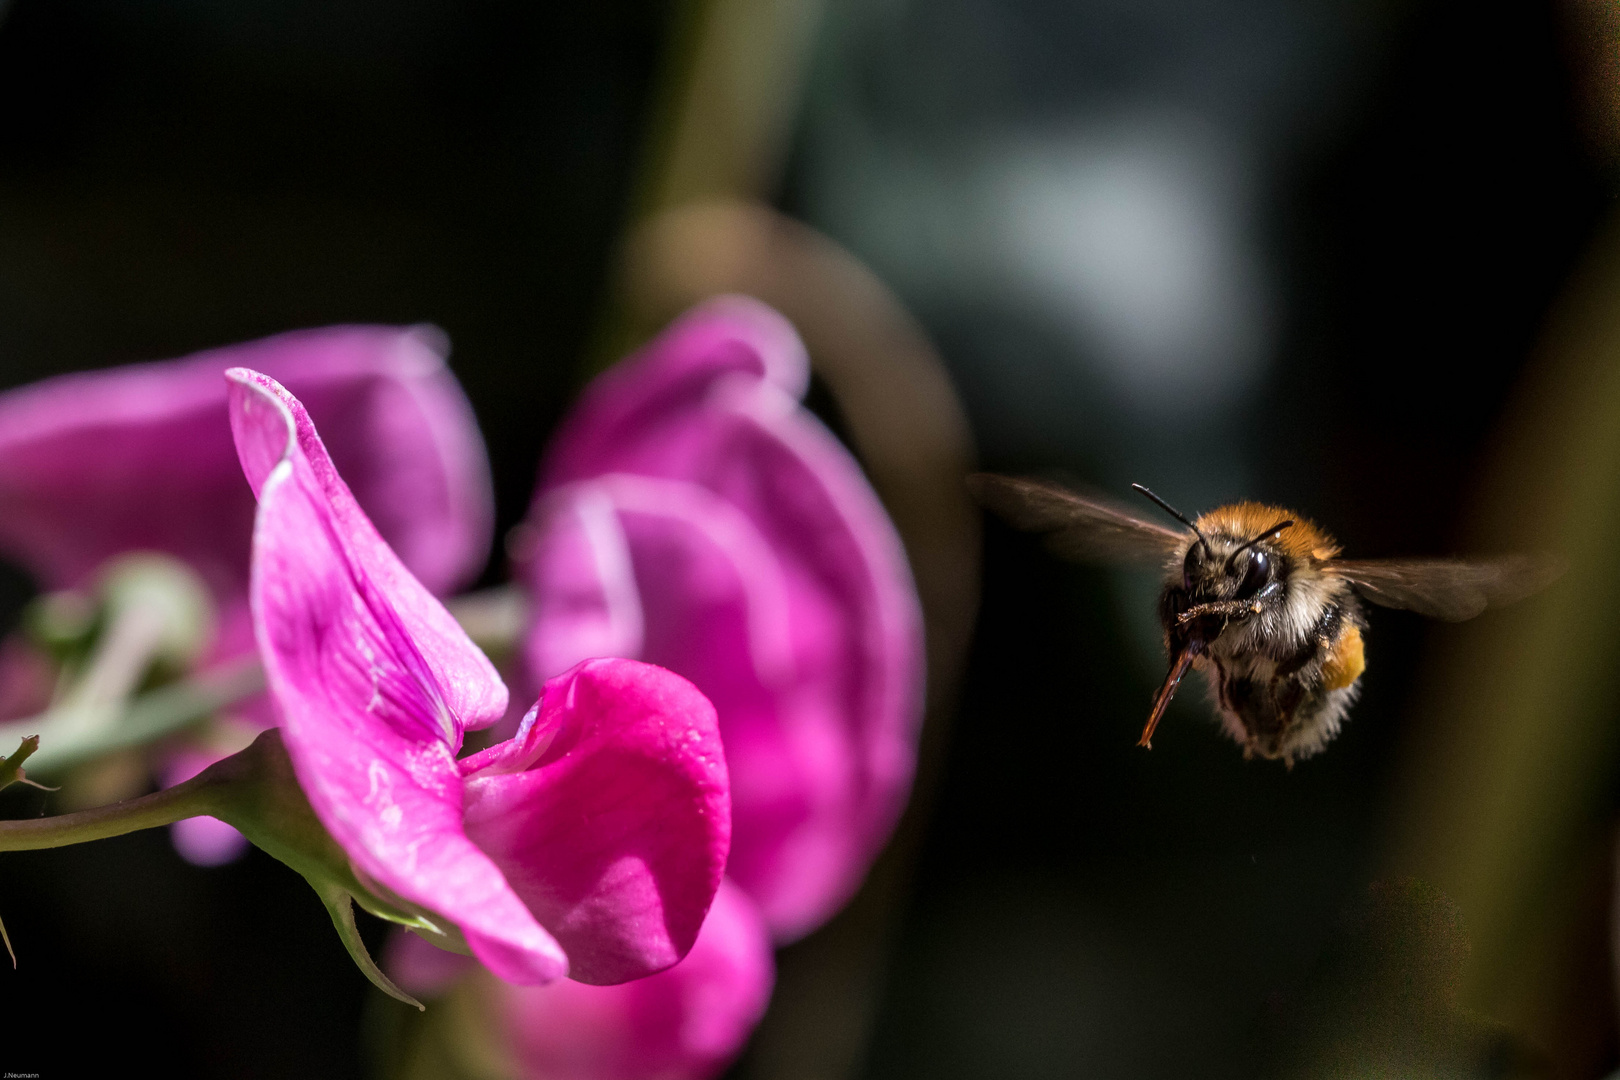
[1177,598,1260,625]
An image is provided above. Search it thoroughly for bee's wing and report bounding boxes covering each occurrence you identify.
[1325,554,1567,622]
[967,473,1186,565]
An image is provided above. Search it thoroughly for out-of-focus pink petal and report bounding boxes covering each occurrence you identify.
[526,297,924,942]
[525,477,820,929]
[0,638,54,723]
[520,486,645,683]
[161,746,251,866]
[501,879,774,1080]
[171,814,253,867]
[230,367,565,985]
[543,296,808,487]
[385,927,479,1000]
[0,326,493,658]
[461,658,730,985]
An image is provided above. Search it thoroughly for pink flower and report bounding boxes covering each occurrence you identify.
[390,879,773,1080]
[0,326,494,661]
[230,368,731,985]
[0,327,496,864]
[498,880,772,1080]
[494,297,924,1075]
[525,296,923,941]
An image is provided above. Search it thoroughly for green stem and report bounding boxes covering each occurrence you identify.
[0,728,455,997]
[0,767,225,851]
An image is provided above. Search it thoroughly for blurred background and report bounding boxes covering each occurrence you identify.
[0,0,1615,1076]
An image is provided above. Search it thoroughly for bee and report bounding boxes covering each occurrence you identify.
[968,474,1566,764]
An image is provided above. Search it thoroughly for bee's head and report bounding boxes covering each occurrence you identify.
[1180,522,1292,603]
[1133,486,1307,632]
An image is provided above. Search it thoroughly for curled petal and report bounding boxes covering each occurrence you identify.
[525,478,823,931]
[543,296,809,487]
[230,368,564,985]
[461,658,731,985]
[528,297,923,941]
[500,879,774,1080]
[0,326,493,657]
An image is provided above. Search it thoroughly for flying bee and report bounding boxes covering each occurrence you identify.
[967,474,1566,764]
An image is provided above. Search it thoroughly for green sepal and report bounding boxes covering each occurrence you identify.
[0,735,42,793]
[0,728,464,996]
[198,730,467,968]
[314,880,424,1010]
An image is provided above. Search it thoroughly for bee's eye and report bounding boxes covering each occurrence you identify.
[1182,545,1203,589]
[1235,549,1272,599]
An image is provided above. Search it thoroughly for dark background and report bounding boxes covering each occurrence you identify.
[0,0,1610,1076]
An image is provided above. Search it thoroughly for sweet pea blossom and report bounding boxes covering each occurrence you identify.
[526,295,924,940]
[504,882,772,1080]
[229,368,731,986]
[0,326,495,862]
[390,878,767,1080]
[0,325,493,659]
[483,296,923,1076]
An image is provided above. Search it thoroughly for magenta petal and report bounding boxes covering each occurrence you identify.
[170,815,252,867]
[527,297,924,941]
[385,927,479,999]
[524,478,823,928]
[520,486,645,684]
[0,326,493,659]
[544,296,809,487]
[230,368,566,985]
[501,879,774,1080]
[461,658,731,985]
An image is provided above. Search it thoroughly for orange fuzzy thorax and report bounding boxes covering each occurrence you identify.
[1194,502,1342,563]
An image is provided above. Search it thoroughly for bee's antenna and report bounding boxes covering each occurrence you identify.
[1132,483,1211,557]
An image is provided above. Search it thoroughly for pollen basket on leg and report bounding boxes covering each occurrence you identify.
[1320,626,1365,692]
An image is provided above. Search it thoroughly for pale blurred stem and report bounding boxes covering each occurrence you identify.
[60,593,173,712]
[443,585,527,662]
[0,596,182,767]
[0,588,521,777]
[0,593,214,773]
[0,656,265,776]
